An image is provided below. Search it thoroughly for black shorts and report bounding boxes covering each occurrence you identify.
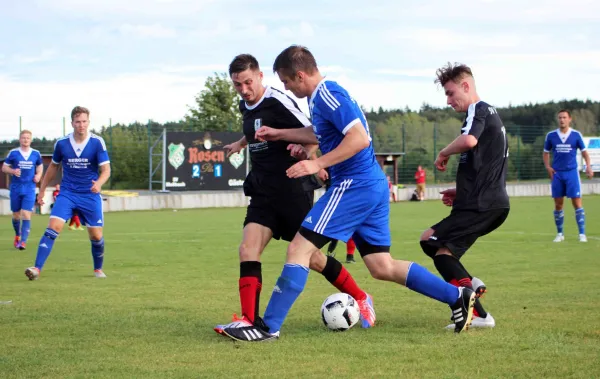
[243,192,314,242]
[421,208,509,259]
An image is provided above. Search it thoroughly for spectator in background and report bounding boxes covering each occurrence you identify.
[387,175,397,202]
[415,165,426,201]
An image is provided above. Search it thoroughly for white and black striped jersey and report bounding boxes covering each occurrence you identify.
[453,101,510,211]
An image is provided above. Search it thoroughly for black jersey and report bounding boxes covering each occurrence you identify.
[453,101,510,211]
[241,86,318,197]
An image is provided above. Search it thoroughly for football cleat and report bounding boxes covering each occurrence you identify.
[214,313,250,335]
[17,242,26,251]
[450,287,475,333]
[14,236,20,249]
[579,234,587,243]
[356,293,376,328]
[94,269,107,278]
[327,240,338,257]
[345,255,356,264]
[222,317,279,342]
[446,313,495,330]
[471,276,487,299]
[553,233,564,242]
[25,267,40,281]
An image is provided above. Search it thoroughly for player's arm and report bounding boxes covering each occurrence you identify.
[582,150,593,178]
[34,163,43,183]
[38,163,59,204]
[1,162,14,174]
[543,134,555,178]
[95,164,111,188]
[224,136,248,157]
[256,125,318,144]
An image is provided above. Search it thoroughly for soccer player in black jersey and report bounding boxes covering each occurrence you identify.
[214,54,373,334]
[420,63,510,329]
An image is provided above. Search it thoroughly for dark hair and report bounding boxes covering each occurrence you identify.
[229,54,260,76]
[558,109,571,117]
[273,45,318,78]
[71,106,90,121]
[434,62,473,86]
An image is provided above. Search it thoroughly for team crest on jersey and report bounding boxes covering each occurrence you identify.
[229,149,245,169]
[254,118,262,132]
[168,143,185,170]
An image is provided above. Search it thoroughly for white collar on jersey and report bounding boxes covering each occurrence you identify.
[309,77,329,108]
[244,86,270,110]
[18,148,32,160]
[69,133,91,157]
[557,128,572,143]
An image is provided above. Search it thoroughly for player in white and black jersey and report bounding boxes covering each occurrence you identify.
[214,54,372,335]
[420,63,510,330]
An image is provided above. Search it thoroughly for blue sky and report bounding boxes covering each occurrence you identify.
[1,0,599,138]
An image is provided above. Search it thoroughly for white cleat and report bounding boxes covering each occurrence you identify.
[553,233,564,242]
[25,267,40,281]
[579,234,587,243]
[94,269,107,278]
[446,313,495,330]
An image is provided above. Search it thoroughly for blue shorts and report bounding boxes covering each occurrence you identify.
[551,169,581,198]
[301,179,390,247]
[50,191,104,227]
[10,185,36,213]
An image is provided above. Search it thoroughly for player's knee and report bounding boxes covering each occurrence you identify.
[308,251,327,272]
[239,243,261,261]
[364,255,394,281]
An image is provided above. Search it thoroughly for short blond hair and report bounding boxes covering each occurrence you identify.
[20,129,32,137]
[71,106,90,121]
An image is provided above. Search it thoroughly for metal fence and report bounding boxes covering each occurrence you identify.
[1,119,597,189]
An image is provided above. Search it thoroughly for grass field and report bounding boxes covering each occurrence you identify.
[1,196,600,379]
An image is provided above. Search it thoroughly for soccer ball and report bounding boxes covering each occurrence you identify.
[320,293,360,331]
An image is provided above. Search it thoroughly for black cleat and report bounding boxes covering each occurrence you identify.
[450,287,476,333]
[222,317,280,342]
[327,240,338,257]
[345,255,356,264]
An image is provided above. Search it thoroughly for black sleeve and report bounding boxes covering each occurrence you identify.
[461,102,487,139]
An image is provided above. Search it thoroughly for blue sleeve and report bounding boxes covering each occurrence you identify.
[35,152,43,166]
[320,92,363,134]
[576,133,586,151]
[543,134,552,152]
[5,152,14,168]
[52,142,62,164]
[96,138,110,165]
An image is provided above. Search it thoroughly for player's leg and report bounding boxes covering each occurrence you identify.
[358,184,474,332]
[10,192,22,248]
[566,170,586,241]
[345,237,356,263]
[551,172,566,242]
[326,239,338,257]
[79,194,107,277]
[17,189,36,250]
[25,208,68,280]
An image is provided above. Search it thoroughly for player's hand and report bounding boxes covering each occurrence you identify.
[434,152,449,171]
[224,140,243,158]
[33,175,41,183]
[12,168,21,177]
[317,168,329,182]
[91,180,102,193]
[287,144,308,160]
[37,193,45,206]
[586,166,593,179]
[286,160,321,178]
[546,166,555,180]
[440,188,456,207]
[255,126,281,142]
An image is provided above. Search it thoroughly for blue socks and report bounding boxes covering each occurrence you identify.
[264,264,309,334]
[21,220,31,244]
[554,210,564,234]
[12,218,20,236]
[91,238,105,270]
[405,262,460,306]
[576,208,585,235]
[34,228,59,269]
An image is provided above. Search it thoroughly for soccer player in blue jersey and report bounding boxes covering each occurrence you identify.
[543,109,593,243]
[2,130,43,250]
[221,45,476,342]
[25,106,111,280]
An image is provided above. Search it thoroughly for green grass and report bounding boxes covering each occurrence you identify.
[1,197,600,379]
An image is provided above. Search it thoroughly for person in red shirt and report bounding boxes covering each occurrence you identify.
[415,166,426,201]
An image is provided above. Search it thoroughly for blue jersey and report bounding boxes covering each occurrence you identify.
[52,133,110,193]
[5,148,43,188]
[309,79,385,182]
[544,128,586,171]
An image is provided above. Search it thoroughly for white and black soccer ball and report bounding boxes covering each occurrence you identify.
[320,293,360,331]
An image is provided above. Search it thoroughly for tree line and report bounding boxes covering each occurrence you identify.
[1,74,598,188]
